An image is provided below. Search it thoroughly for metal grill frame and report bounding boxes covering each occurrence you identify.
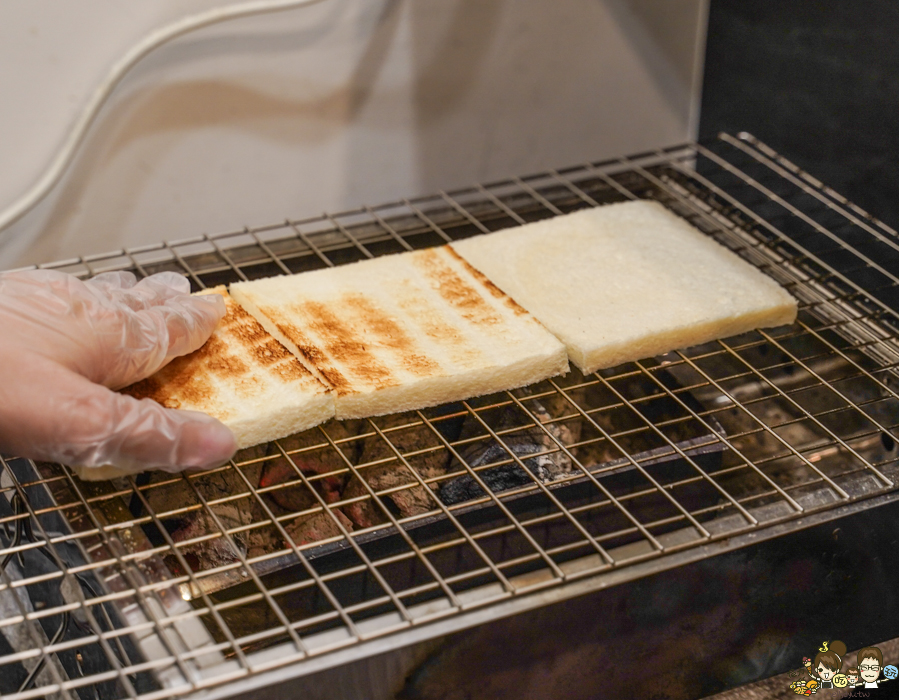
[2,132,899,699]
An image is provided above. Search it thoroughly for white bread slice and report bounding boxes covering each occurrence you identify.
[451,200,798,374]
[229,247,569,419]
[75,287,334,481]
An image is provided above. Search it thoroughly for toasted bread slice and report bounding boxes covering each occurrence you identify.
[451,200,798,374]
[124,287,334,445]
[229,247,569,419]
[75,287,334,481]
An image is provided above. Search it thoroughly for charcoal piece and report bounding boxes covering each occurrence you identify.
[261,420,365,514]
[167,510,247,575]
[285,509,353,546]
[526,402,576,479]
[343,462,439,528]
[341,413,452,528]
[438,442,559,504]
[521,384,585,455]
[439,391,583,505]
[136,457,265,572]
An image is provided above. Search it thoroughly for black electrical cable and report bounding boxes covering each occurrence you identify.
[0,492,25,571]
[0,493,70,691]
[17,610,69,693]
[1,490,133,692]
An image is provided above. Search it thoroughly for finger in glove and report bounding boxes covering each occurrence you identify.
[0,357,236,475]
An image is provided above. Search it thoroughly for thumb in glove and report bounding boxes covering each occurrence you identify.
[0,270,237,475]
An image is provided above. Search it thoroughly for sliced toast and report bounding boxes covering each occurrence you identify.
[229,247,569,419]
[451,200,798,374]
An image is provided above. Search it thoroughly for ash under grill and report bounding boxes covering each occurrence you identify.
[3,132,899,699]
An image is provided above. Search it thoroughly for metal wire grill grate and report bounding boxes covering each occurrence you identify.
[2,132,899,699]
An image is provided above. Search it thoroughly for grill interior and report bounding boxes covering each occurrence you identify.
[3,132,899,699]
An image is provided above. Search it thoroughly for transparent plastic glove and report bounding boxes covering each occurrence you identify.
[0,269,237,475]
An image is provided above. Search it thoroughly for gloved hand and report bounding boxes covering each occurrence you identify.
[0,269,237,475]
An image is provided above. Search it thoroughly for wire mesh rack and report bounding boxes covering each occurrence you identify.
[3,132,899,699]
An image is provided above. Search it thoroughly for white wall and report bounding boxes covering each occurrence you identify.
[0,0,708,268]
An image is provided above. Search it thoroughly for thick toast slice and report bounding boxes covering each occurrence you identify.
[451,200,798,374]
[230,247,569,419]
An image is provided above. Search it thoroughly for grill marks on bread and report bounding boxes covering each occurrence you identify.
[265,293,442,395]
[88,242,572,478]
[228,245,569,418]
[292,299,399,393]
[126,244,565,425]
[413,248,503,327]
[395,279,484,367]
[341,294,441,376]
[443,246,530,317]
[124,362,217,411]
[230,304,308,379]
[123,288,323,421]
